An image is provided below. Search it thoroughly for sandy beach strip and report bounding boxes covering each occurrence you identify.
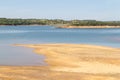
[0,44,120,80]
[60,26,120,28]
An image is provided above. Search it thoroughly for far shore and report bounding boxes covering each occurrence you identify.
[0,25,120,29]
[59,25,120,28]
[0,25,50,26]
[1,44,118,80]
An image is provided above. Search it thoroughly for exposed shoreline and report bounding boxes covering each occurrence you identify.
[0,44,120,80]
[1,25,120,29]
[59,26,120,28]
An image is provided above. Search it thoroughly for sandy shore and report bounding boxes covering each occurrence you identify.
[0,44,120,80]
[60,26,120,28]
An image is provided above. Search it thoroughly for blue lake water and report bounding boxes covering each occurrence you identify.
[0,25,120,65]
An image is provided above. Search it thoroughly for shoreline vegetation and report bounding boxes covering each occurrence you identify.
[0,44,118,80]
[1,18,120,28]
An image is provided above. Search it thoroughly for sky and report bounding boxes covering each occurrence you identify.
[0,0,120,21]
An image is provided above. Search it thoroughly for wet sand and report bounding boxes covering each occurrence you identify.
[0,44,120,80]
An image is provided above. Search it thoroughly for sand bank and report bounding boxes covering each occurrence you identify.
[0,44,120,80]
[60,26,120,28]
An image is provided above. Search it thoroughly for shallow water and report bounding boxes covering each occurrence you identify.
[0,45,45,66]
[0,25,120,66]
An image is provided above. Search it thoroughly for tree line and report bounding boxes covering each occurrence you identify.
[0,18,120,26]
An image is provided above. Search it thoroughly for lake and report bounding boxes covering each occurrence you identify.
[0,25,120,66]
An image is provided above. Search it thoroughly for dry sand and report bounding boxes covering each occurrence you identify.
[60,26,120,28]
[0,44,120,80]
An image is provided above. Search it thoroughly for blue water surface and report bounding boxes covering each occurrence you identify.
[0,25,120,65]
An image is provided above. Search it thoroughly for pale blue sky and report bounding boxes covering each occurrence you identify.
[0,0,120,20]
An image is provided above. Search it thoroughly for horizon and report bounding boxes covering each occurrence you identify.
[0,0,120,21]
